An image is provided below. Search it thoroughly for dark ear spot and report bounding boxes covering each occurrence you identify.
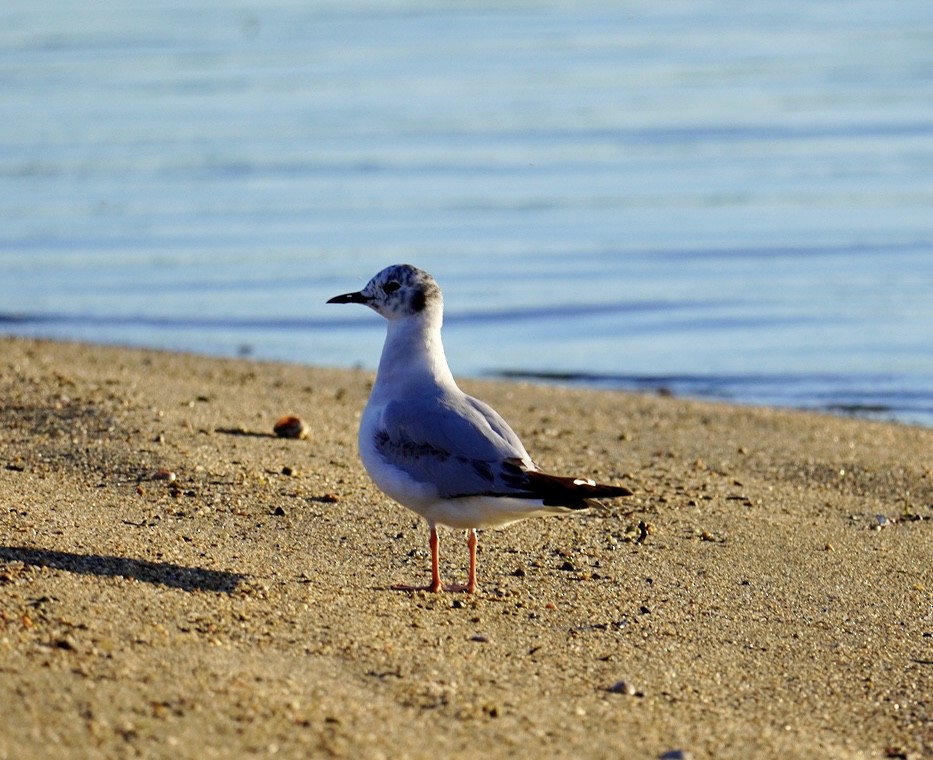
[410,288,426,312]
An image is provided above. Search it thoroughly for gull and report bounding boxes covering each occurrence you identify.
[327,264,632,593]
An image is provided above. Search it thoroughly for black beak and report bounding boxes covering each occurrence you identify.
[327,291,369,305]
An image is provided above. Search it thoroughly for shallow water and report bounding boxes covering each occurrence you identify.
[2,1,933,425]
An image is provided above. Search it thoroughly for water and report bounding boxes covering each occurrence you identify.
[2,1,933,426]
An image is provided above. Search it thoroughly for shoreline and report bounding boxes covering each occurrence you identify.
[4,327,931,430]
[1,336,931,759]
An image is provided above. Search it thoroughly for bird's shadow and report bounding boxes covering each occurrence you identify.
[0,545,246,593]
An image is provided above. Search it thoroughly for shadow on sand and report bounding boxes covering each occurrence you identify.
[0,545,246,593]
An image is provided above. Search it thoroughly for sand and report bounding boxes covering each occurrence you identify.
[0,336,930,759]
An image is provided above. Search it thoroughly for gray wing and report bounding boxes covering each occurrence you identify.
[373,392,536,499]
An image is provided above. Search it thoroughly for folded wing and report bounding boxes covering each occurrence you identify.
[373,394,632,505]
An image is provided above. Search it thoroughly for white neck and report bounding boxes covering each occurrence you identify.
[371,312,457,402]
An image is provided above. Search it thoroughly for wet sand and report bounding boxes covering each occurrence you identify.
[1,337,930,759]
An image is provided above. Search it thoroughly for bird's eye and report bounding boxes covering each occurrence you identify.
[383,281,401,294]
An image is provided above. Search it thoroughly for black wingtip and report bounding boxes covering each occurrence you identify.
[593,483,634,498]
[522,469,634,509]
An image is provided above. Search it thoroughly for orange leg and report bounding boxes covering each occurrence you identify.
[392,523,444,593]
[466,528,478,594]
[393,524,478,594]
[427,524,443,592]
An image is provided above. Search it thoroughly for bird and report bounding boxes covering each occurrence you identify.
[327,264,632,593]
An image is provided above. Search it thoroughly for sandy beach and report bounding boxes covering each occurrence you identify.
[0,336,930,759]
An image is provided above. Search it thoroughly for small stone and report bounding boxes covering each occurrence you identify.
[281,466,297,477]
[152,469,176,482]
[273,506,286,517]
[52,637,78,652]
[659,751,693,760]
[273,415,310,440]
[607,680,636,695]
[883,746,910,759]
[637,520,654,543]
[512,565,527,577]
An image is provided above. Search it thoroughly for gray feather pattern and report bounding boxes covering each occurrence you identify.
[374,394,534,499]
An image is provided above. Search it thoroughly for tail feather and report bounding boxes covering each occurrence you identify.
[522,468,633,510]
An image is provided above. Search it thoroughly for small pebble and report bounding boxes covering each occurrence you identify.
[273,415,310,440]
[273,506,286,517]
[637,520,654,543]
[53,637,78,652]
[152,469,176,482]
[607,680,636,696]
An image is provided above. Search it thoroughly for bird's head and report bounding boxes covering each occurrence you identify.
[327,264,443,321]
